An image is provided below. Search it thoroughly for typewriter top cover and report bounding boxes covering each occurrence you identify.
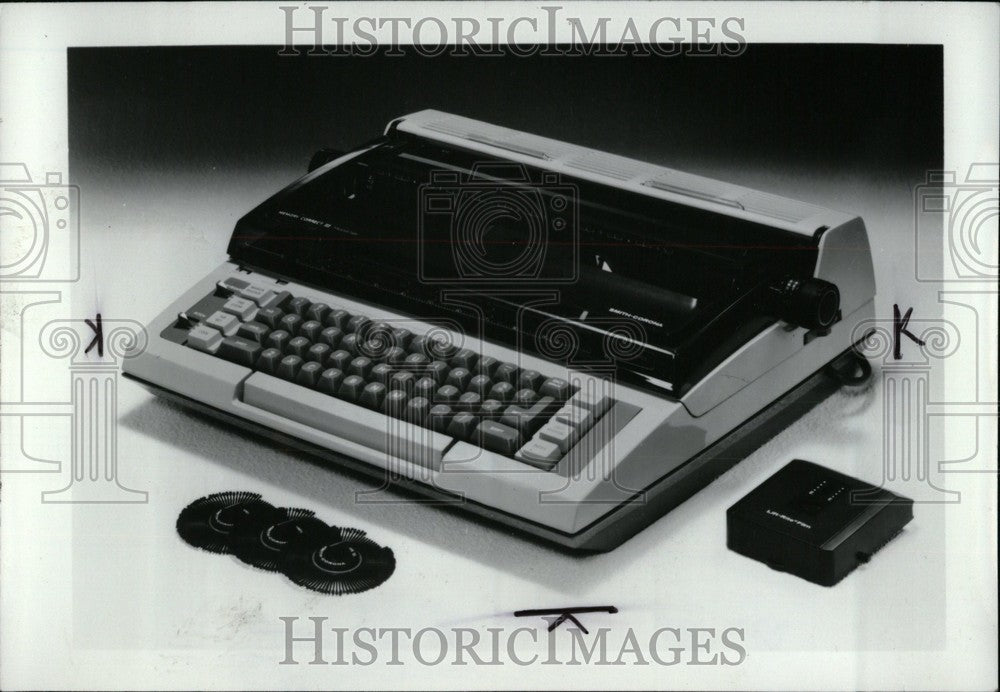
[228,110,859,401]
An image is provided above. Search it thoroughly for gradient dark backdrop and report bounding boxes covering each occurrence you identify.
[66,44,944,331]
[69,44,941,181]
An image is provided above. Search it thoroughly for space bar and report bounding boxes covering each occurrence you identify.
[242,373,452,469]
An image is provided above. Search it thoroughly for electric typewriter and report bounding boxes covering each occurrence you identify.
[124,110,876,551]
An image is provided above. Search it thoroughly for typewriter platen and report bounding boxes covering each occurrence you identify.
[124,110,875,551]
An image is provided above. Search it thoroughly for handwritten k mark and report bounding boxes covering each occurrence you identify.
[85,313,103,357]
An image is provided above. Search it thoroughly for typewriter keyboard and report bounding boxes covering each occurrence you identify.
[177,276,620,471]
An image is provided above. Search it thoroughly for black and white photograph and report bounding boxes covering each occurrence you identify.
[0,2,997,689]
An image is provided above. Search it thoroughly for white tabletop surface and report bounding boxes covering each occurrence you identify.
[1,158,996,690]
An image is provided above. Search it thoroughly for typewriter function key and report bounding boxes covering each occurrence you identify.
[223,296,257,322]
[326,309,351,330]
[279,313,303,335]
[300,320,323,342]
[494,363,519,385]
[258,290,292,310]
[338,375,366,403]
[286,296,311,317]
[307,343,331,363]
[186,325,223,353]
[277,355,303,381]
[204,311,240,337]
[306,303,331,323]
[237,321,270,343]
[265,329,291,352]
[327,349,352,371]
[256,307,284,329]
[538,420,576,453]
[287,336,311,358]
[447,412,479,440]
[255,347,283,375]
[570,390,612,418]
[370,363,394,385]
[318,368,345,395]
[359,382,387,410]
[320,326,344,347]
[217,277,249,295]
[238,285,275,306]
[451,348,478,370]
[555,404,593,433]
[296,361,324,388]
[476,420,522,456]
[515,438,562,470]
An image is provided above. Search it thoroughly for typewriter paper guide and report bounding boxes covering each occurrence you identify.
[228,110,873,405]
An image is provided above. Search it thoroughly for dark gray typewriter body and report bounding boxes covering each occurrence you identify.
[124,110,876,551]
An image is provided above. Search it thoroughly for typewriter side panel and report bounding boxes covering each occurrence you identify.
[814,216,877,318]
[680,215,875,417]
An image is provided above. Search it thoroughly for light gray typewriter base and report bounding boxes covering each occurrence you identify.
[124,348,865,553]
